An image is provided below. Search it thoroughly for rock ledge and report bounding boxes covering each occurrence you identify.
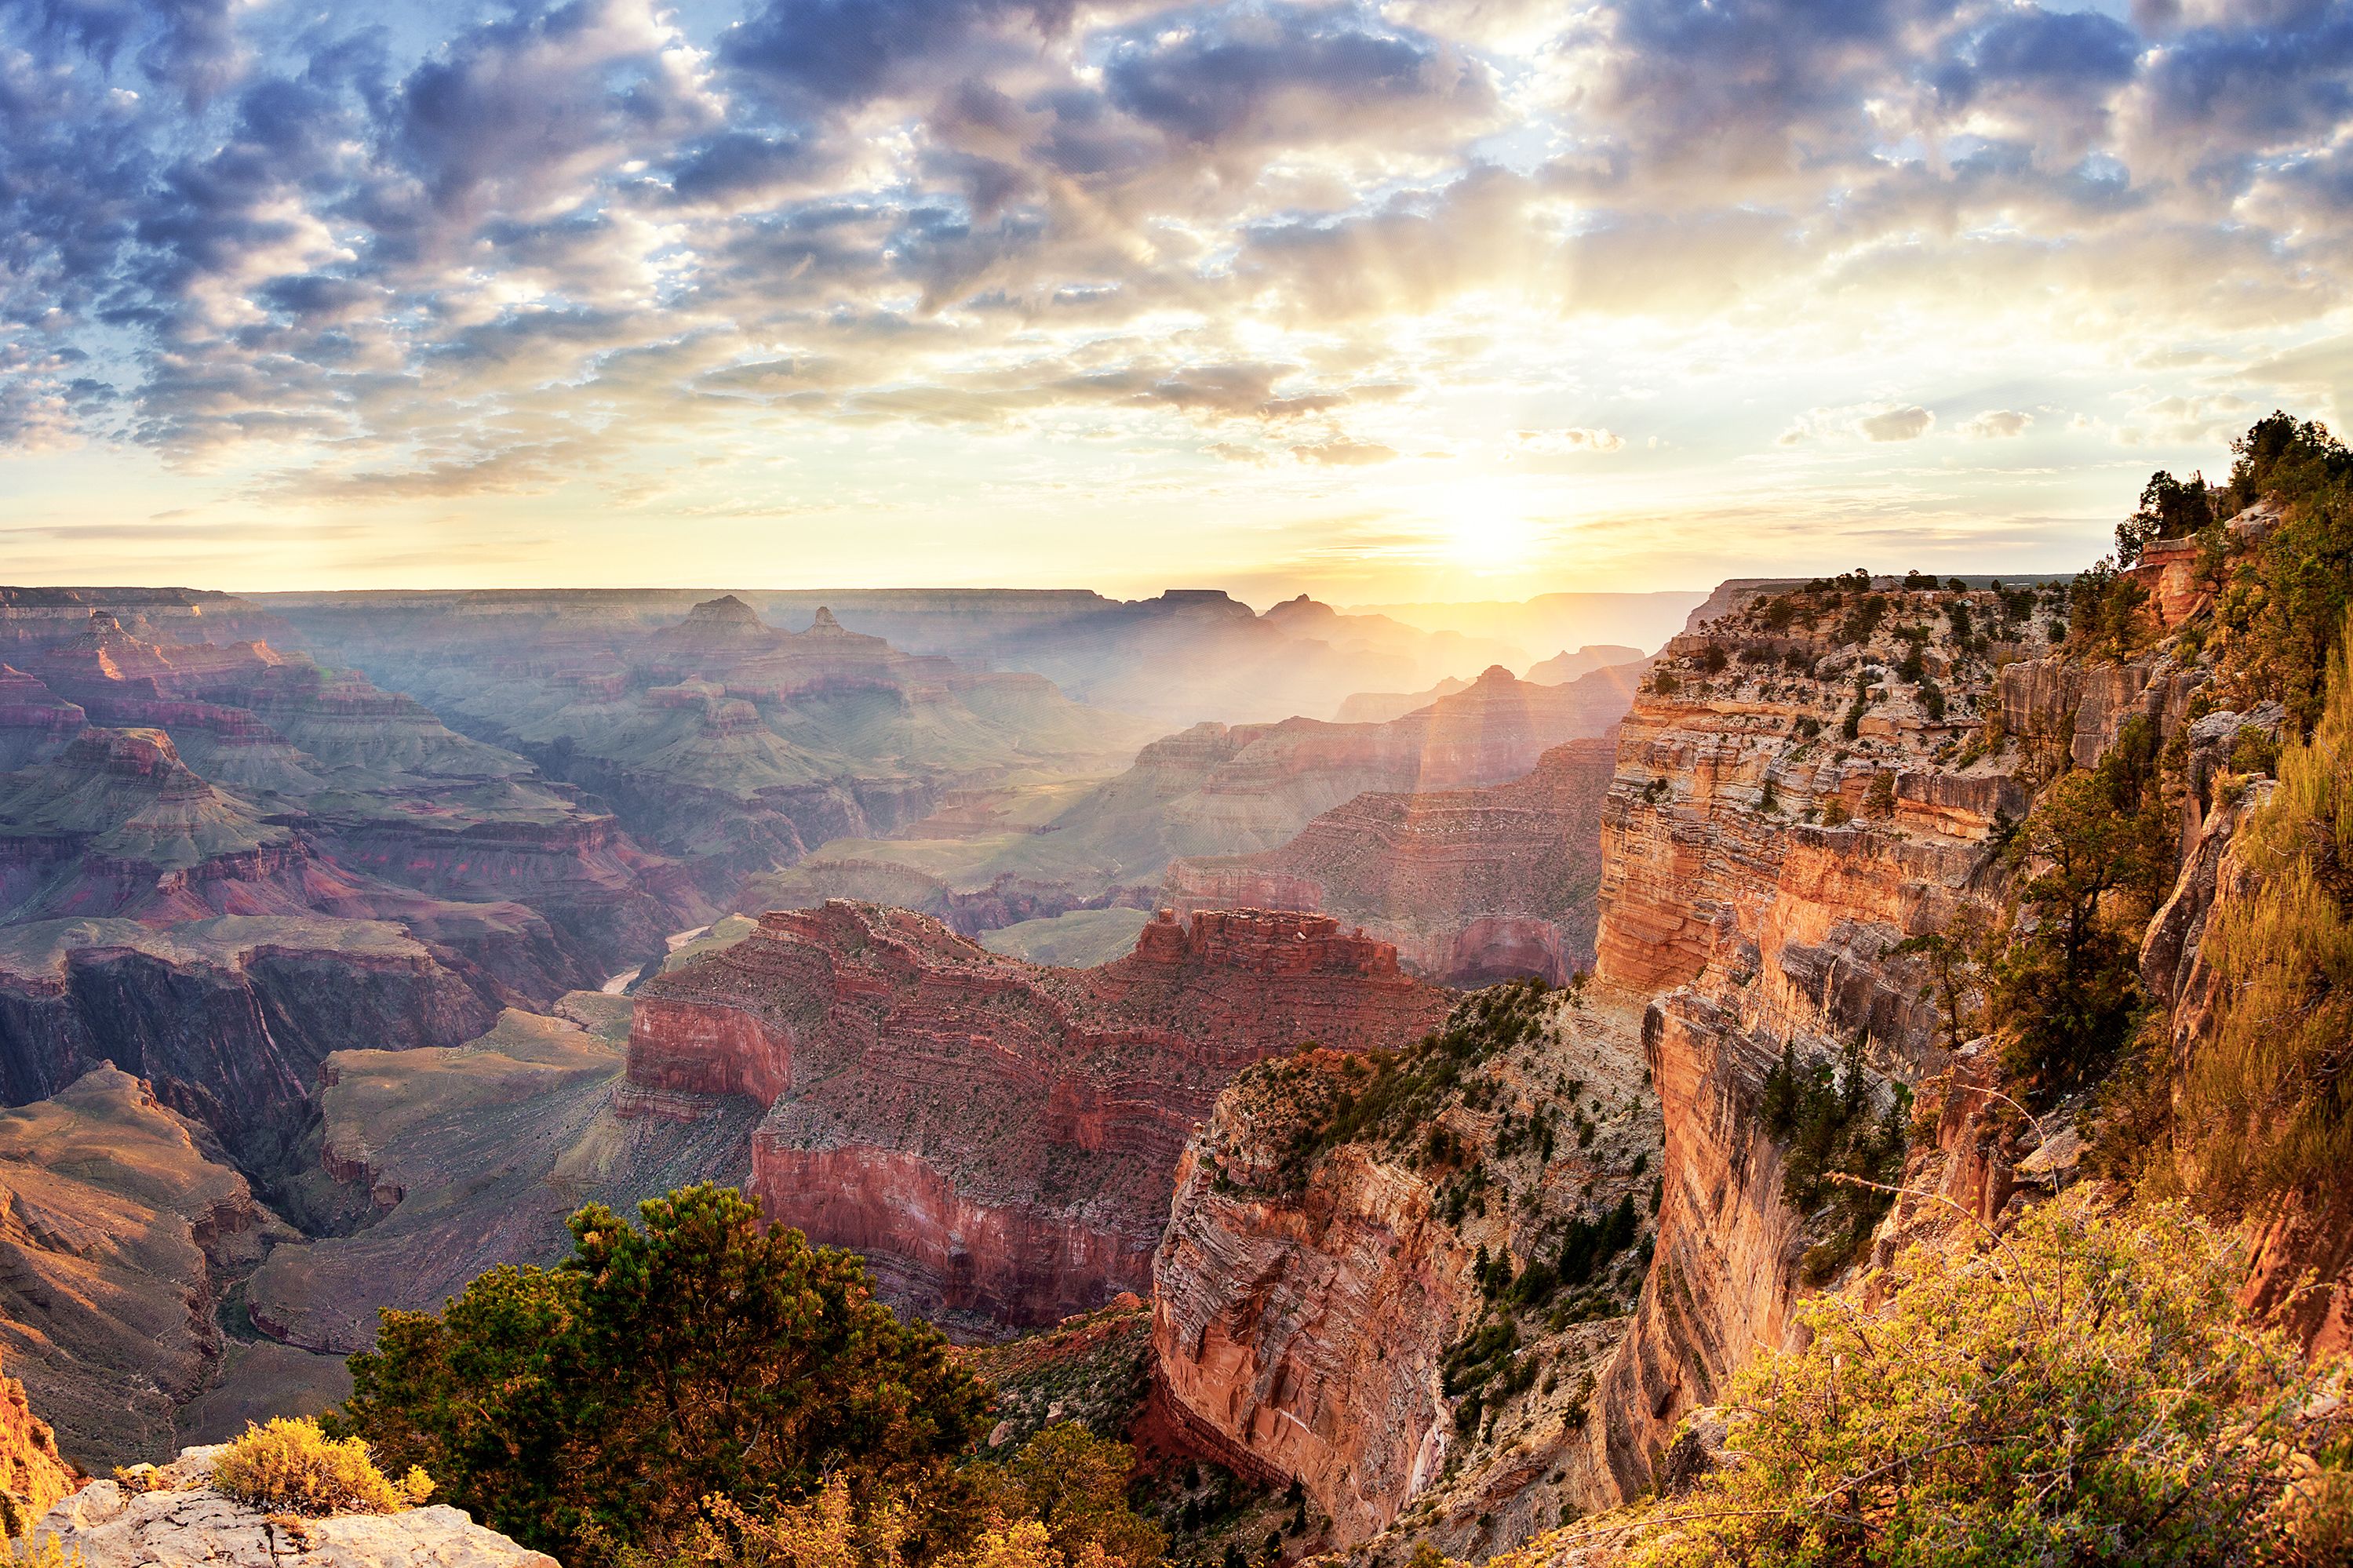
[29,1446,556,1568]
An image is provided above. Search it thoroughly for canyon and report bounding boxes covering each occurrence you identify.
[1139,568,2322,1559]
[804,660,1645,922]
[11,550,2329,1564]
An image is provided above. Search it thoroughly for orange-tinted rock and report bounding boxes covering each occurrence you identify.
[627,902,1451,1328]
[1149,995,1661,1554]
[1164,738,1619,986]
[0,1346,75,1528]
[1584,582,2058,1499]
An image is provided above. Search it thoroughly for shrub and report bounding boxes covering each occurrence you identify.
[963,1424,1164,1568]
[211,1417,431,1517]
[1861,771,1895,819]
[1613,1194,2351,1567]
[1991,766,2169,1098]
[1759,1037,1905,1282]
[334,1184,990,1564]
[2177,608,2353,1225]
[2229,722,2281,775]
[2115,468,2215,566]
[1702,644,1728,674]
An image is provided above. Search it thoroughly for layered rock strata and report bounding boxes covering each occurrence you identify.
[1584,583,2063,1494]
[1151,988,1662,1554]
[1164,739,1617,986]
[626,903,1452,1329]
[1147,579,2079,1557]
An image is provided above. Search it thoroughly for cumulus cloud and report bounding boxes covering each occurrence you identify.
[1961,409,2035,439]
[1858,406,1936,442]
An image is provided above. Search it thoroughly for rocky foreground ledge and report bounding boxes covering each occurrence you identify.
[27,1446,556,1568]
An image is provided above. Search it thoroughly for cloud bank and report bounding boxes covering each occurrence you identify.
[5,0,2353,589]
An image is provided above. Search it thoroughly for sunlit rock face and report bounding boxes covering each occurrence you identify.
[625,902,1452,1330]
[1587,586,2051,1495]
[1164,737,1619,987]
[1147,989,1662,1556]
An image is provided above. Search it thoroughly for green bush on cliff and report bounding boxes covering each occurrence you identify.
[1759,1037,1906,1285]
[2173,606,2353,1230]
[1991,731,2171,1100]
[1593,1194,2352,1567]
[333,1183,991,1566]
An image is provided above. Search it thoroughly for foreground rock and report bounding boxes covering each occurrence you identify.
[30,1445,555,1568]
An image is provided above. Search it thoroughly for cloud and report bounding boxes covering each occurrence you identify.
[1858,406,1936,442]
[1960,409,2034,439]
[1102,5,1494,151]
[1291,438,1397,465]
[5,0,2353,524]
[1506,427,1626,455]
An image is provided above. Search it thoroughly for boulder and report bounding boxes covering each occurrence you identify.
[28,1446,556,1568]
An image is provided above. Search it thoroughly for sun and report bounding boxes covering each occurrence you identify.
[1435,481,1543,574]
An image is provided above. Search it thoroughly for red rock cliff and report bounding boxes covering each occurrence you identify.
[625,902,1451,1329]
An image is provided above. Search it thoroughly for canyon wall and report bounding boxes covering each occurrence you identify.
[1585,586,2054,1493]
[0,1065,286,1470]
[1146,578,2151,1556]
[1164,737,1617,986]
[1150,987,1662,1556]
[625,903,1452,1330]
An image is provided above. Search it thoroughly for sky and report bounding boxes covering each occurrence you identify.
[3,0,2352,603]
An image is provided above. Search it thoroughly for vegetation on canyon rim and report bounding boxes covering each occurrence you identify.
[1590,1195,2351,1567]
[332,1183,1161,1568]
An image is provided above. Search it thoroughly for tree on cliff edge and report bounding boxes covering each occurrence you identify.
[333,1183,992,1565]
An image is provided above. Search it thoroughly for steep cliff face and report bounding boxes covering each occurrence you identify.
[626,903,1452,1331]
[0,918,500,1174]
[1150,985,1662,1554]
[0,1345,76,1531]
[1164,739,1617,986]
[1585,583,2060,1495]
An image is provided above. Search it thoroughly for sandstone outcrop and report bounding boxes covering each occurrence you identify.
[627,903,1452,1330]
[29,1444,555,1568]
[1164,739,1617,986]
[1151,986,1662,1554]
[0,1345,75,1533]
[1585,581,2062,1497]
